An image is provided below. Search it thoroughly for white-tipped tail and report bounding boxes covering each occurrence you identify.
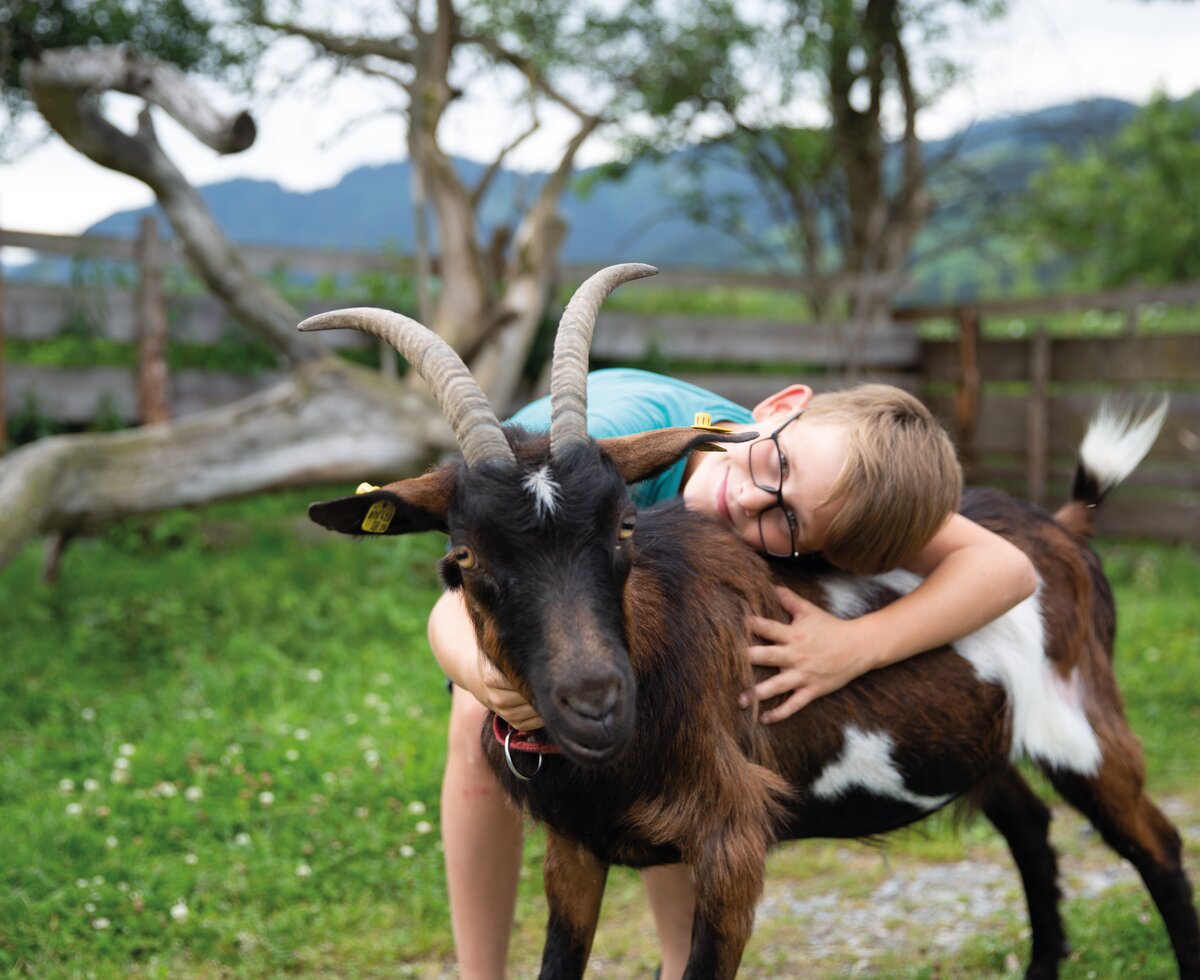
[1079,399,1169,494]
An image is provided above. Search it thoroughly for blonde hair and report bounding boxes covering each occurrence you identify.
[802,385,961,575]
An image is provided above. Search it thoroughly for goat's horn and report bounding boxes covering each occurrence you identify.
[549,263,659,456]
[299,308,516,468]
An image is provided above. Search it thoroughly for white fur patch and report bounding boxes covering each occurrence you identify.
[522,466,560,519]
[1080,399,1168,493]
[812,725,953,810]
[867,570,1103,776]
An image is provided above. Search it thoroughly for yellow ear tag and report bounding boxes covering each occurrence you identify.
[361,499,396,534]
[356,482,380,495]
[691,411,734,434]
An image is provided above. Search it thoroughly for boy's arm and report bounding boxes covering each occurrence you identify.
[743,513,1038,723]
[428,591,545,730]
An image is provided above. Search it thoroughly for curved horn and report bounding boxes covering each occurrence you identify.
[299,308,516,468]
[550,263,659,457]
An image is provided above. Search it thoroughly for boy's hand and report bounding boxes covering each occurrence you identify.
[475,655,545,732]
[740,586,874,723]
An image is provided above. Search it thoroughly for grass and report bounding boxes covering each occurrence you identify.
[1,493,1198,977]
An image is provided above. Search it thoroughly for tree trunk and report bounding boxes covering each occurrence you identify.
[0,360,451,567]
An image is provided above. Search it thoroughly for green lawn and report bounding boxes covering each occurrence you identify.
[1,491,1197,977]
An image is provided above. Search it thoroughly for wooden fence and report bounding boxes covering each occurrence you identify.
[2,225,1198,542]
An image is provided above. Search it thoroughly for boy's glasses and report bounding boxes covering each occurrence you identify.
[747,410,804,557]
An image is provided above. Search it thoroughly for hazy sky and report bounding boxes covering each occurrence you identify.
[2,0,1198,243]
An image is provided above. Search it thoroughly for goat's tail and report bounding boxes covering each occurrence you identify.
[1056,399,1169,538]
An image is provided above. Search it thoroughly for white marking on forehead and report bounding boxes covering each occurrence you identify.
[871,569,1102,776]
[812,725,953,811]
[522,465,560,519]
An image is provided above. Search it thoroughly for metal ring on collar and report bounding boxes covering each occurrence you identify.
[504,727,543,781]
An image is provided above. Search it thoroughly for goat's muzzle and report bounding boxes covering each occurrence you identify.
[544,667,637,765]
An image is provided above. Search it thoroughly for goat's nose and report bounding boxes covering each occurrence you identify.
[558,675,622,721]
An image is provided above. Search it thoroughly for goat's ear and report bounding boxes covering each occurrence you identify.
[308,467,456,536]
[599,428,757,485]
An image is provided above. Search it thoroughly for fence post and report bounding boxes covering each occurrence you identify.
[954,307,981,479]
[136,215,171,425]
[1027,326,1051,506]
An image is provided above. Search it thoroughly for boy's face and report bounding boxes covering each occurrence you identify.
[681,387,848,557]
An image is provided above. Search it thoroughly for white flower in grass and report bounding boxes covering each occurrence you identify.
[399,845,415,859]
[407,801,426,815]
[84,902,95,913]
[76,878,89,889]
[81,707,96,722]
[185,786,203,802]
[363,693,381,709]
[226,743,242,756]
[59,778,76,794]
[295,864,312,878]
[415,821,432,835]
[234,832,252,847]
[117,882,128,892]
[374,672,392,686]
[111,769,131,785]
[92,917,110,930]
[258,791,275,807]
[112,757,130,772]
[170,900,189,922]
[322,772,337,786]
[294,728,310,741]
[65,802,83,816]
[184,853,198,866]
[105,836,118,850]
[354,807,369,820]
[363,749,380,767]
[92,875,104,886]
[285,749,299,762]
[119,744,136,758]
[343,712,358,725]
[305,668,324,683]
[83,778,100,793]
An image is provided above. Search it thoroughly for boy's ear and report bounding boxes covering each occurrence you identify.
[752,384,812,422]
[599,428,757,485]
[308,467,456,536]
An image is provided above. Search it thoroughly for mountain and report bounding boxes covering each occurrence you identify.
[72,97,1139,293]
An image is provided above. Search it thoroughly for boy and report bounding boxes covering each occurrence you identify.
[430,369,1037,979]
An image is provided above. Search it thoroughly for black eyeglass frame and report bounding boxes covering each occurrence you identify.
[748,409,805,558]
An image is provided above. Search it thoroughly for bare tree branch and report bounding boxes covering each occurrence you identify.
[255,16,417,64]
[26,47,255,154]
[472,111,541,209]
[23,47,321,364]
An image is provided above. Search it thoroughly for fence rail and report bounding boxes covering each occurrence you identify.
[3,226,1198,542]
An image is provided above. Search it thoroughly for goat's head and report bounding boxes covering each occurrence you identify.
[300,265,754,764]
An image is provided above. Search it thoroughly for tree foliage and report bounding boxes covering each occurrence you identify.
[1019,93,1200,288]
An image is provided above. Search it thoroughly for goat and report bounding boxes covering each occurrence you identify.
[301,264,1199,979]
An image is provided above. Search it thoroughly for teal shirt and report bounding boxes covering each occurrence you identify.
[507,369,754,507]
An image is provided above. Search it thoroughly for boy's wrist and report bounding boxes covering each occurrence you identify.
[846,613,898,671]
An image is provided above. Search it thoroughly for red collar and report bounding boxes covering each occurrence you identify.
[492,714,561,754]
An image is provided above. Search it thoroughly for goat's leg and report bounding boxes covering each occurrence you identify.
[684,834,768,979]
[1047,754,1200,978]
[538,830,609,980]
[974,767,1068,979]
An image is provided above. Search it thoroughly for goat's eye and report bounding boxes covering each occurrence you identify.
[453,546,477,569]
[618,516,636,541]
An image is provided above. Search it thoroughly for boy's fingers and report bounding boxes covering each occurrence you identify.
[747,643,789,668]
[747,615,792,641]
[761,690,813,724]
[774,586,814,617]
